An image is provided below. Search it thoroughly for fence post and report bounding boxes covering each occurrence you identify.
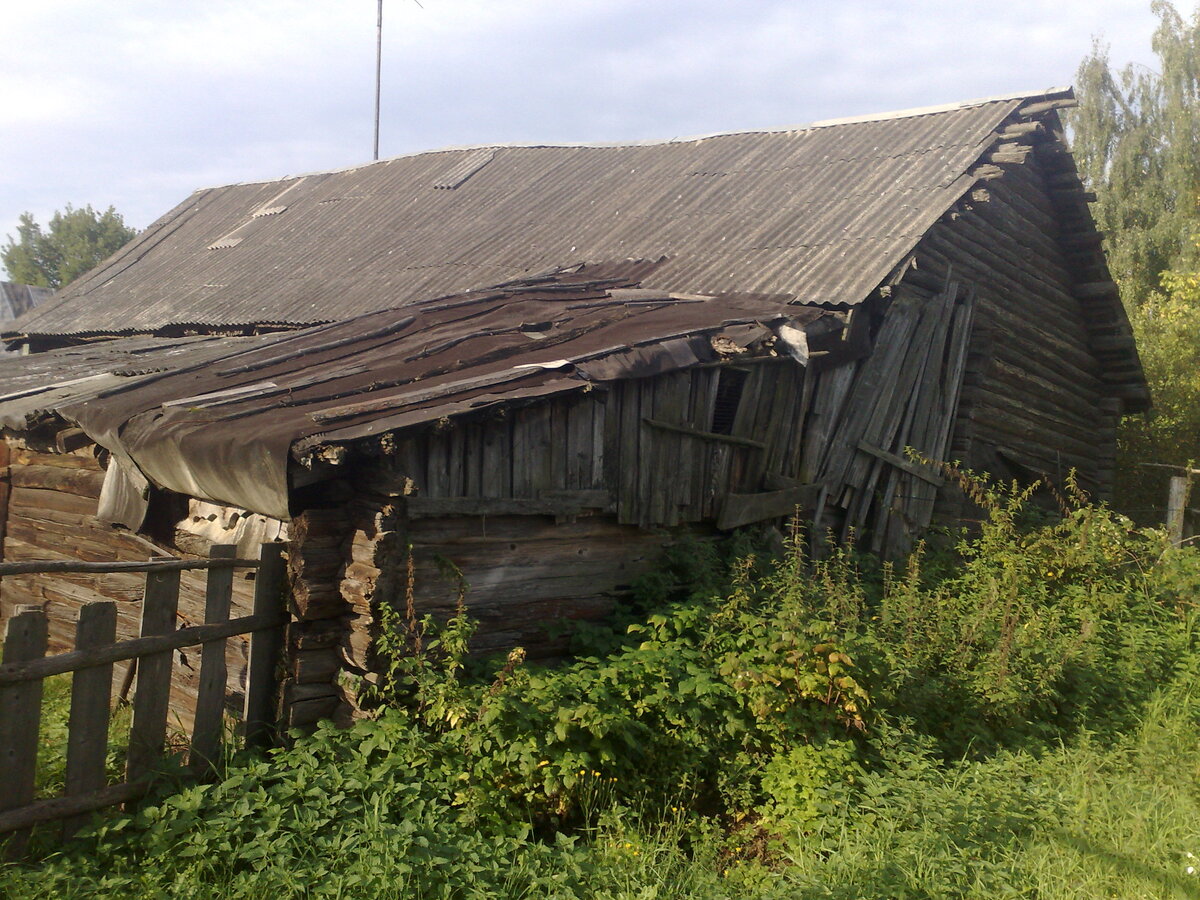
[126,565,181,784]
[190,544,237,778]
[0,605,48,853]
[63,601,118,838]
[1167,475,1192,547]
[243,543,285,749]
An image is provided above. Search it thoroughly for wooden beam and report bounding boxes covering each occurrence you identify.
[642,418,766,450]
[717,483,821,531]
[0,781,150,836]
[0,557,258,576]
[243,543,286,749]
[855,441,945,487]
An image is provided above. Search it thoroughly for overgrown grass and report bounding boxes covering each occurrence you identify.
[4,479,1200,898]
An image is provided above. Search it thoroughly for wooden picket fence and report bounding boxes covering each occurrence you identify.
[0,543,286,841]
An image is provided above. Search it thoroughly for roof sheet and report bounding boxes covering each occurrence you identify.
[0,281,51,323]
[11,95,1036,336]
[0,264,837,519]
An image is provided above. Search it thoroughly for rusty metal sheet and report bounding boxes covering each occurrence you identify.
[0,265,837,519]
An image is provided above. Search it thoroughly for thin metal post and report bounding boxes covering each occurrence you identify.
[374,0,383,161]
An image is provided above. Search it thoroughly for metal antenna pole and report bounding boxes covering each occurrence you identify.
[374,0,383,161]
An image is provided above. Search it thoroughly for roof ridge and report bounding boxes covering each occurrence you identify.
[192,87,1071,192]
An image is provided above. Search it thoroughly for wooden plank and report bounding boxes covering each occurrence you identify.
[0,440,9,561]
[511,408,533,498]
[0,606,48,837]
[855,440,946,486]
[526,403,554,495]
[126,566,181,784]
[0,557,257,577]
[63,601,118,838]
[0,780,150,836]
[642,418,766,449]
[717,485,822,531]
[243,543,286,749]
[190,545,236,778]
[1168,476,1191,548]
[462,423,483,499]
[478,415,510,498]
[616,381,641,524]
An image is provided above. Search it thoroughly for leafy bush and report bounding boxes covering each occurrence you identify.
[5,476,1200,898]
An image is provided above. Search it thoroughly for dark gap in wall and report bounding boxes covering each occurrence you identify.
[710,368,748,435]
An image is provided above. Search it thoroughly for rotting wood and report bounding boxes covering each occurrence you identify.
[0,613,280,685]
[126,566,181,785]
[717,484,821,531]
[0,557,258,576]
[0,781,150,837]
[642,417,766,449]
[190,545,236,778]
[63,601,117,838]
[0,606,48,845]
[243,543,286,749]
[406,495,607,519]
[855,441,945,487]
[54,428,92,454]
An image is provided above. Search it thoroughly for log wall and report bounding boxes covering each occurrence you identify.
[911,155,1118,510]
[282,482,712,728]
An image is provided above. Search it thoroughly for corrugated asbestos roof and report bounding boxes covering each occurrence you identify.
[9,93,1046,337]
[0,263,840,519]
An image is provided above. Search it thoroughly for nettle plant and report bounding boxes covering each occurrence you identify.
[366,533,878,828]
[362,468,1200,833]
[873,471,1200,753]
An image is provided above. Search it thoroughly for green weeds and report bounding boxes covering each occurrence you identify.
[5,477,1200,898]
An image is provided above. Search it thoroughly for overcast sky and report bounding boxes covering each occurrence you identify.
[0,1,1168,278]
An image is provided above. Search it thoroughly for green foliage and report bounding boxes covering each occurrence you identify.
[1072,2,1200,305]
[1116,239,1200,518]
[1072,3,1200,518]
[5,479,1200,898]
[871,477,1197,753]
[2,205,137,290]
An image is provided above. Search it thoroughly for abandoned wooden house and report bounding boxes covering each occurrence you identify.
[0,87,1147,729]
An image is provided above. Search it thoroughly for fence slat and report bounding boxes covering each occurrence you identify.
[126,567,181,784]
[190,545,236,777]
[63,602,118,838]
[0,606,48,852]
[243,543,286,749]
